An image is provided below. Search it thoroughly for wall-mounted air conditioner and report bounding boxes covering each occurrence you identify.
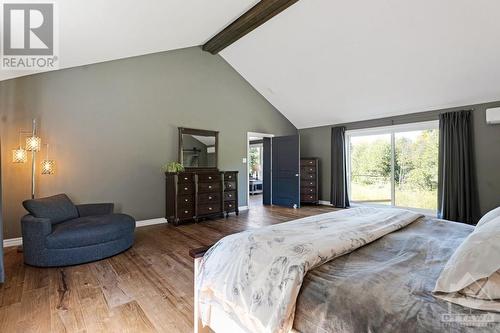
[486,107,500,125]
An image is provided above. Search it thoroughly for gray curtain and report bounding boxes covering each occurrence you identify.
[438,111,478,224]
[331,126,350,208]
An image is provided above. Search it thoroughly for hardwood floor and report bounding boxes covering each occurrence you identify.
[0,203,335,333]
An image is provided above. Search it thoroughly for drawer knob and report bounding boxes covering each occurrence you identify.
[208,176,212,179]
[229,204,232,208]
[208,185,212,189]
[184,187,188,190]
[184,177,188,180]
[208,207,212,211]
[208,196,212,200]
[229,194,232,197]
[228,176,232,179]
[309,161,313,164]
[310,175,313,178]
[184,210,188,214]
[185,199,188,202]
[310,182,313,185]
[228,184,232,188]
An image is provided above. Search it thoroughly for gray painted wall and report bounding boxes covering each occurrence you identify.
[0,46,297,239]
[299,101,500,216]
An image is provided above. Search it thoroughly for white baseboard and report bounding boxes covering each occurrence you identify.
[4,211,251,248]
[135,217,168,228]
[3,237,22,248]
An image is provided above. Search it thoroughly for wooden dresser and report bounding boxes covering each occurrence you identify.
[165,170,239,225]
[300,158,319,204]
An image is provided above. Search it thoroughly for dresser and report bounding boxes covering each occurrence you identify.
[165,170,239,225]
[300,158,319,204]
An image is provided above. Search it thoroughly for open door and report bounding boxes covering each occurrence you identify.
[271,135,300,208]
[263,137,272,205]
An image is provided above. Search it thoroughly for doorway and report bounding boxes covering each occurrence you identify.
[247,132,274,207]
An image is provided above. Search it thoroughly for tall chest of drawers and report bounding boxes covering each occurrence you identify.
[165,170,238,225]
[300,158,319,204]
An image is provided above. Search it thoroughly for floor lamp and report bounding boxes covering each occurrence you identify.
[12,119,56,199]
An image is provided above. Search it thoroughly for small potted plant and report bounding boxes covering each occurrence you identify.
[162,162,185,173]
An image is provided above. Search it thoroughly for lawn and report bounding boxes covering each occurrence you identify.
[351,182,437,211]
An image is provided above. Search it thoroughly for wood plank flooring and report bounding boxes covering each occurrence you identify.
[0,200,335,333]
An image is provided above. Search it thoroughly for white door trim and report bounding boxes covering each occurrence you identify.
[247,132,274,208]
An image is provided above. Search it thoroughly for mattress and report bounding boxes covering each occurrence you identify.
[293,216,500,332]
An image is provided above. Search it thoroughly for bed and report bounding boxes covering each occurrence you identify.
[191,208,500,333]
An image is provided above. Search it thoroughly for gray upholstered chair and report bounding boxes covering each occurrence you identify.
[21,194,135,267]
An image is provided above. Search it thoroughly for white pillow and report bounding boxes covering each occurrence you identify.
[476,206,500,228]
[434,215,500,310]
[461,270,500,299]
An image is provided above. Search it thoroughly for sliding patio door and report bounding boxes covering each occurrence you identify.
[346,121,439,212]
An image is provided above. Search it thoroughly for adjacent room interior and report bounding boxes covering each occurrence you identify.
[0,1,500,332]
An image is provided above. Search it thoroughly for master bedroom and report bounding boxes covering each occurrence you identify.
[0,1,499,333]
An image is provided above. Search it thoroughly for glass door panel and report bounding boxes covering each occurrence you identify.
[394,129,439,210]
[349,134,392,205]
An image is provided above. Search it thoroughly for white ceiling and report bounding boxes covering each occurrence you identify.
[3,1,500,128]
[0,0,258,81]
[221,0,500,128]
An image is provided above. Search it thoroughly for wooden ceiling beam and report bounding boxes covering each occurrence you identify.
[202,0,299,54]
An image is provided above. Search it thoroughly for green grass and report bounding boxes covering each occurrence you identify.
[351,182,437,211]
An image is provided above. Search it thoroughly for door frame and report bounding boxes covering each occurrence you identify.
[247,132,275,208]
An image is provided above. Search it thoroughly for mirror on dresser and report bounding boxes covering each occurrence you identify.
[166,127,238,225]
[178,127,218,169]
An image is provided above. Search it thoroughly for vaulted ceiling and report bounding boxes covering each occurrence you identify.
[220,0,500,128]
[0,0,258,81]
[3,0,500,128]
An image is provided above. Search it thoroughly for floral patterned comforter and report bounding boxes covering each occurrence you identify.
[196,207,422,333]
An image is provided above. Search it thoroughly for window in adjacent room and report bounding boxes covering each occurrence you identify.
[346,121,439,212]
[249,143,263,180]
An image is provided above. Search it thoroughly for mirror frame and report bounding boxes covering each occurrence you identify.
[178,127,219,171]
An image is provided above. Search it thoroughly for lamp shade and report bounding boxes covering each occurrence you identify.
[12,148,27,163]
[41,160,55,175]
[26,136,41,151]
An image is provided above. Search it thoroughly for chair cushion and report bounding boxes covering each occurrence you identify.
[23,194,79,224]
[46,214,135,249]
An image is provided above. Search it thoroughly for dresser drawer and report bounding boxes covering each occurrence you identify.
[224,201,237,212]
[302,187,316,195]
[198,173,221,183]
[179,206,195,219]
[198,192,221,204]
[178,173,194,183]
[301,194,317,202]
[224,172,237,181]
[198,182,220,193]
[301,173,316,181]
[301,159,317,167]
[224,191,236,201]
[178,183,195,195]
[301,180,316,187]
[301,166,316,174]
[198,204,221,215]
[179,195,194,207]
[224,181,236,191]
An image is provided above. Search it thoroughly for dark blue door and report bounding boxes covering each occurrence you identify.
[263,137,272,206]
[271,135,300,208]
